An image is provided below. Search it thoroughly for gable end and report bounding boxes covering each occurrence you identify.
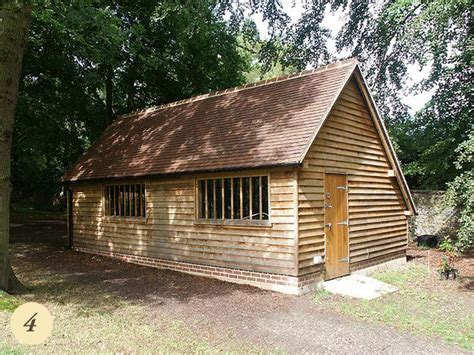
[299,66,416,215]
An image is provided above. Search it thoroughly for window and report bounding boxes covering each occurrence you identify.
[104,184,146,218]
[197,176,269,222]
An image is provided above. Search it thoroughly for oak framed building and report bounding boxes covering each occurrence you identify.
[62,59,416,295]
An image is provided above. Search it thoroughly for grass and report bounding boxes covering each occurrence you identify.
[0,345,22,355]
[313,288,333,304]
[0,304,267,353]
[373,263,429,286]
[0,292,270,354]
[0,291,21,312]
[333,264,474,350]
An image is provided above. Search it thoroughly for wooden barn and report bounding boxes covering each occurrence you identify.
[62,59,416,295]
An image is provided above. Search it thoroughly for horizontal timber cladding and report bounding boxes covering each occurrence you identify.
[71,170,298,276]
[298,78,408,276]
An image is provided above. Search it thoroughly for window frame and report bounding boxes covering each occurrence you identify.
[194,173,271,227]
[102,182,147,220]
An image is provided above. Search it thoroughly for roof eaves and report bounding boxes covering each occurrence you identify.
[61,161,302,184]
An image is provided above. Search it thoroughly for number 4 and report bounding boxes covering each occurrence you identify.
[23,313,38,332]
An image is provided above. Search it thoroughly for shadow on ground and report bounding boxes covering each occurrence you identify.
[9,213,267,315]
[7,212,472,353]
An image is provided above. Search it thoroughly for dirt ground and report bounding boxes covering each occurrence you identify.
[407,243,474,290]
[1,212,472,353]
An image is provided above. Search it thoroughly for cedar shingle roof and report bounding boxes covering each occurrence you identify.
[63,59,358,182]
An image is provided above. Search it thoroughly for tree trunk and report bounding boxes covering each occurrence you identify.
[105,65,114,126]
[0,4,32,292]
[126,71,135,112]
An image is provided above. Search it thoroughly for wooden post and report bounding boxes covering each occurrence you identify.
[259,176,262,220]
[249,178,253,220]
[221,179,224,220]
[230,178,234,220]
[213,180,216,219]
[204,180,208,219]
[293,170,299,276]
[240,177,243,219]
[66,187,73,249]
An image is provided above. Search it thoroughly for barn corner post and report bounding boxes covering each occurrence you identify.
[66,186,73,249]
[0,3,32,291]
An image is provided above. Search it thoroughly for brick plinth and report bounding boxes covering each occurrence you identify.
[74,247,321,295]
[350,251,407,273]
[74,247,406,295]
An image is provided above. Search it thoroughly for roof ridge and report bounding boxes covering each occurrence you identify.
[118,57,358,120]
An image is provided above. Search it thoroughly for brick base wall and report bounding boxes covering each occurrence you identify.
[74,247,321,295]
[74,247,406,295]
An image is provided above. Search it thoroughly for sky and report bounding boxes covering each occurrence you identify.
[250,1,433,114]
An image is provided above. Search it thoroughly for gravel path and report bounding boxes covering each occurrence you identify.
[8,215,469,354]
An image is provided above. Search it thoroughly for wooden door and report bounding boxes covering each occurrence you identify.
[324,173,349,279]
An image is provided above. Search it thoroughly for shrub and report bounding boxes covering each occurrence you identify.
[444,129,474,252]
[439,237,456,254]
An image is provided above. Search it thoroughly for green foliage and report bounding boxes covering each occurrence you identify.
[14,1,248,208]
[0,291,21,312]
[0,345,22,355]
[312,288,332,304]
[279,1,331,71]
[438,238,456,254]
[335,0,471,116]
[373,263,428,288]
[395,51,472,188]
[444,130,474,252]
[339,264,473,350]
[12,0,473,206]
[332,0,473,189]
[224,1,332,77]
[237,20,296,83]
[228,0,473,191]
[437,256,455,275]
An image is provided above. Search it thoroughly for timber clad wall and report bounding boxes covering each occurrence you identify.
[71,79,410,284]
[297,79,408,276]
[72,170,298,276]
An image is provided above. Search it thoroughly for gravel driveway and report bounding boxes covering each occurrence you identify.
[4,214,468,354]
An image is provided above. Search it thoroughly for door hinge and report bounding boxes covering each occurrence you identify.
[337,220,350,226]
[338,257,349,263]
[324,203,332,208]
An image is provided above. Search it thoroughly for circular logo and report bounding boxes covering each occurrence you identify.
[10,302,53,345]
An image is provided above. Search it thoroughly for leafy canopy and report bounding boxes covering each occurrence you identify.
[444,130,474,252]
[13,0,473,210]
[14,1,248,207]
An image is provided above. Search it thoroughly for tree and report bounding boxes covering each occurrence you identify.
[0,2,32,291]
[7,0,473,210]
[237,20,296,83]
[239,0,472,190]
[444,129,474,252]
[316,0,472,189]
[13,1,248,208]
